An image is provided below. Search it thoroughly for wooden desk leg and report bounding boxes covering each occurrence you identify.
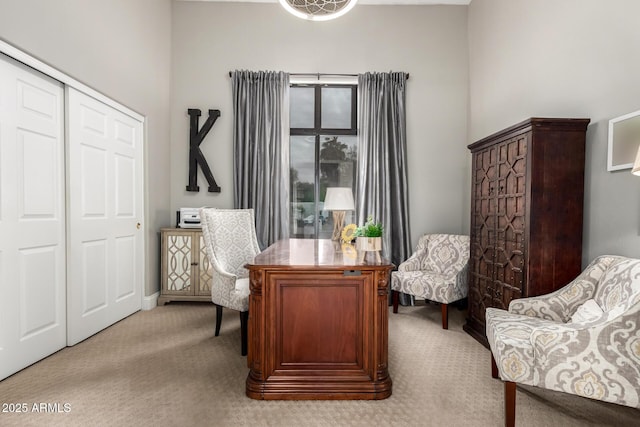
[504,381,516,427]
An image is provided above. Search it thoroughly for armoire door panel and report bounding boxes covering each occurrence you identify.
[0,54,66,381]
[472,219,495,240]
[492,281,521,310]
[498,135,527,164]
[466,280,483,321]
[477,256,495,278]
[473,202,495,227]
[474,177,493,199]
[475,146,497,178]
[496,195,525,219]
[478,276,494,315]
[498,167,526,196]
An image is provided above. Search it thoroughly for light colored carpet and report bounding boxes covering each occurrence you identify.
[0,302,637,427]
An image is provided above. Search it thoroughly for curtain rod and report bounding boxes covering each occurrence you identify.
[228,71,409,80]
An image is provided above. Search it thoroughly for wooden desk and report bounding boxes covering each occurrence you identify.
[245,239,393,400]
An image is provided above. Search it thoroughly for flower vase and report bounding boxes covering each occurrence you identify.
[356,237,382,263]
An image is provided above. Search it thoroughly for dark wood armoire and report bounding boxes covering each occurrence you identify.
[463,118,590,346]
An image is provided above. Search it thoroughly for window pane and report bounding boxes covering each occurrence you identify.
[321,87,351,129]
[290,87,314,128]
[319,135,357,232]
[290,135,315,237]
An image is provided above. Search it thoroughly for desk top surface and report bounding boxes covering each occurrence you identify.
[247,238,392,269]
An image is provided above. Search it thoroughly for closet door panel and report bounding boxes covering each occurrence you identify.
[80,144,108,217]
[19,247,59,336]
[82,240,108,313]
[66,87,143,345]
[0,54,66,380]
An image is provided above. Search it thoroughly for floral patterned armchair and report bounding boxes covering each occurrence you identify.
[200,208,261,356]
[391,234,470,329]
[486,255,640,427]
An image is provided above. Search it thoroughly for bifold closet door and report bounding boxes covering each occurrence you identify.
[66,87,143,346]
[0,54,66,380]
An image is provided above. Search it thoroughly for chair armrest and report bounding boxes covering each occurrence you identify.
[210,264,237,282]
[398,248,428,272]
[208,259,239,303]
[510,255,620,322]
[509,280,598,323]
[509,294,571,323]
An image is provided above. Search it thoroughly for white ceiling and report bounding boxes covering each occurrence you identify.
[179,0,471,5]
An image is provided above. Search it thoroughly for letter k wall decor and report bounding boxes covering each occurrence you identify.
[186,108,221,192]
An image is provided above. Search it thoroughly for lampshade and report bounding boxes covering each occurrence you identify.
[278,0,358,22]
[633,145,640,176]
[323,187,355,211]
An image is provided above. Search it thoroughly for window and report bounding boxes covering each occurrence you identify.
[289,84,357,238]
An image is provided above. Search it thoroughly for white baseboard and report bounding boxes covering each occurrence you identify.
[142,292,159,311]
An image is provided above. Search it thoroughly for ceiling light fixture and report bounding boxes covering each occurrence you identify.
[278,0,358,21]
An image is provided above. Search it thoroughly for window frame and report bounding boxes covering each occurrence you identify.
[289,83,358,238]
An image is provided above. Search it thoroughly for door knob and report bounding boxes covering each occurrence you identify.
[136,222,141,229]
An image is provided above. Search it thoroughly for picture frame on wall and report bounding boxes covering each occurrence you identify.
[608,110,640,171]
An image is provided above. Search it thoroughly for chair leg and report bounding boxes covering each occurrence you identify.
[491,353,499,379]
[441,303,448,329]
[392,290,399,313]
[504,381,516,427]
[214,304,223,336]
[240,311,248,356]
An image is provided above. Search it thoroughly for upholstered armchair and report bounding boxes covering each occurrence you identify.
[200,208,261,356]
[391,234,470,329]
[486,255,640,427]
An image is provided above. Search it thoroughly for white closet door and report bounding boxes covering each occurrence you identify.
[66,87,143,345]
[0,54,66,380]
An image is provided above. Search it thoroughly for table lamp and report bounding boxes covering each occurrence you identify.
[323,187,355,241]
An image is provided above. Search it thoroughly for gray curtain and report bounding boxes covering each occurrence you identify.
[357,72,413,305]
[231,70,290,249]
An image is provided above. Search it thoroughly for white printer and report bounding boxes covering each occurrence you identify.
[178,207,202,228]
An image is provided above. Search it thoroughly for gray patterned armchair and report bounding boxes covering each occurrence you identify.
[391,234,470,329]
[200,208,261,356]
[486,255,640,427]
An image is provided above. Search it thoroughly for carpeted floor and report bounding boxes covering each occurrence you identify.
[0,302,637,426]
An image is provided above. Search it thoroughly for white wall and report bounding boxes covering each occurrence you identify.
[0,0,173,295]
[170,2,470,247]
[468,0,640,263]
